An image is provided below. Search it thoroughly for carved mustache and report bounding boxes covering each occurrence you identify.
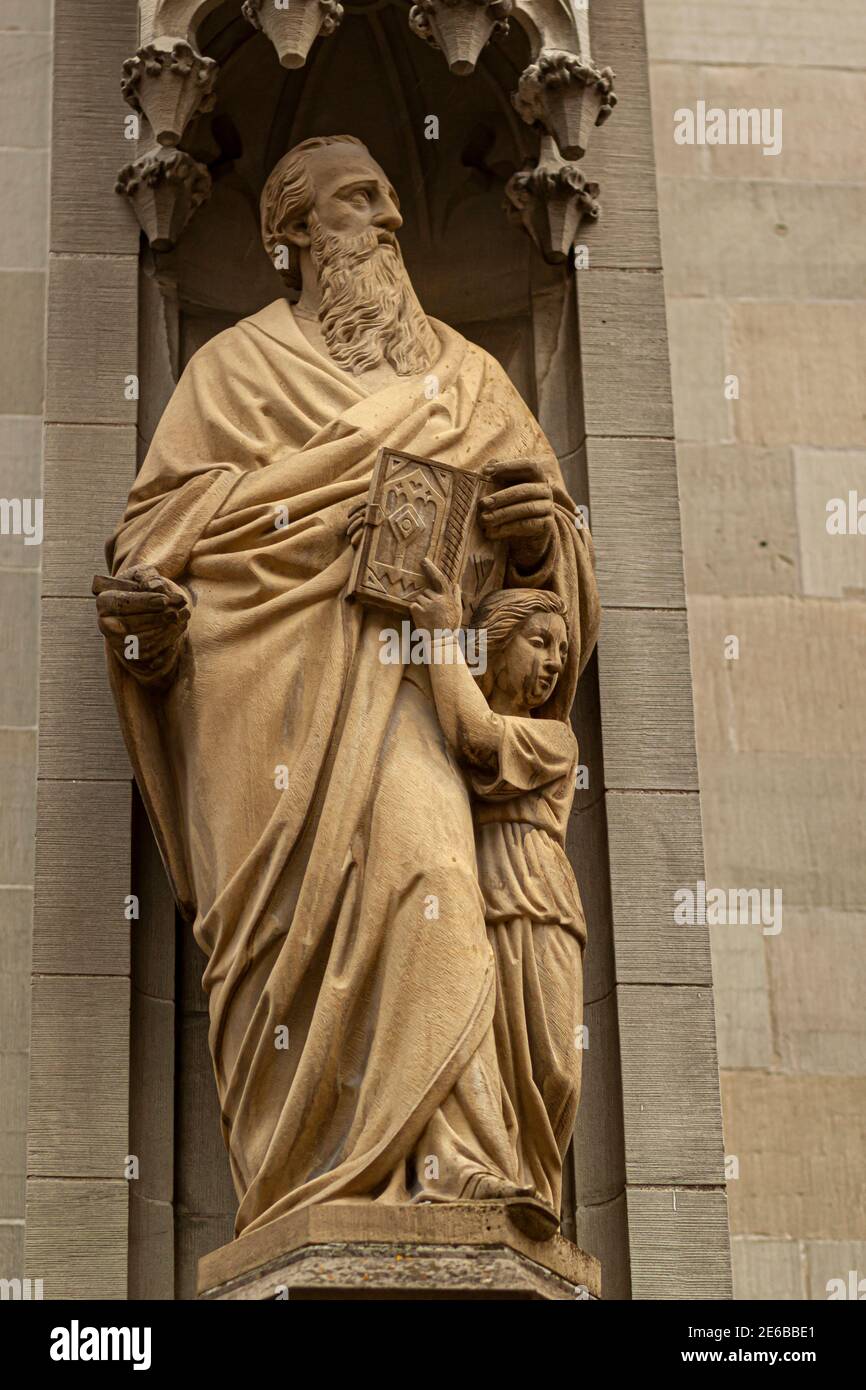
[309,226,400,276]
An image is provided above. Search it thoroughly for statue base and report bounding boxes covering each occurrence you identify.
[197,1202,600,1301]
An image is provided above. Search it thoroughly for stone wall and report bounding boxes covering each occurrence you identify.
[644,0,866,1298]
[6,0,862,1301]
[0,0,53,1282]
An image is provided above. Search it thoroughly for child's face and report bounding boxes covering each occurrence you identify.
[492,611,568,712]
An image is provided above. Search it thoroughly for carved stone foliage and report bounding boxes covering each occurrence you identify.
[408,0,512,77]
[116,147,212,252]
[125,0,617,257]
[242,0,345,70]
[513,49,616,162]
[121,36,218,146]
[505,134,599,264]
[145,0,617,165]
[117,26,219,251]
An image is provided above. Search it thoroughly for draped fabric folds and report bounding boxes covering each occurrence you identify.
[106,299,599,1234]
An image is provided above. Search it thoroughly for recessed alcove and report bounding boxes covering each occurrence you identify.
[130,0,626,1299]
[166,3,555,380]
[19,0,734,1306]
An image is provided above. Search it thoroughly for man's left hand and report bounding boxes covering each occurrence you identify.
[479,458,556,572]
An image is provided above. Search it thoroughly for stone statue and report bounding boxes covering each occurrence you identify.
[411,568,587,1235]
[95,134,600,1242]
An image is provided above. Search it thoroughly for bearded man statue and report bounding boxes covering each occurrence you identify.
[96,134,600,1240]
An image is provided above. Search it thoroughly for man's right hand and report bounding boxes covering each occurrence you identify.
[95,564,190,689]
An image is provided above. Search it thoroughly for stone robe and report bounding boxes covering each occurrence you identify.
[106,299,600,1234]
[472,715,586,1215]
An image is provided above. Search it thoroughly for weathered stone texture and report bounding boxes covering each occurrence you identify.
[729,303,866,450]
[652,65,866,184]
[700,753,866,912]
[767,908,866,1077]
[0,1,56,1287]
[804,1241,866,1301]
[730,1237,804,1300]
[793,450,866,599]
[626,1188,732,1299]
[645,0,866,68]
[659,179,866,301]
[689,596,866,756]
[722,1073,866,1240]
[25,1179,128,1300]
[665,298,734,444]
[676,445,799,597]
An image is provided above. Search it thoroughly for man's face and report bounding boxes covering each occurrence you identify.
[287,140,436,377]
[304,144,403,248]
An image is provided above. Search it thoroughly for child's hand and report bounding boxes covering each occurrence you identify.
[410,559,463,634]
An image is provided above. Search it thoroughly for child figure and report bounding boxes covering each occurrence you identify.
[411,560,586,1236]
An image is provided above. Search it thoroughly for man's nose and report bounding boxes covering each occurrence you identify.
[374,196,402,232]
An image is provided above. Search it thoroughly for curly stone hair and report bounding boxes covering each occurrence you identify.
[260,134,369,291]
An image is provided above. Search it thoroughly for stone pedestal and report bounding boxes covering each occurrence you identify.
[197,1203,601,1301]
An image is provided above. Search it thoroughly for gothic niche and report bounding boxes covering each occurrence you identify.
[123,0,623,1297]
[160,3,556,366]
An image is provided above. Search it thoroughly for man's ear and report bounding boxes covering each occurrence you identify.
[283,215,311,250]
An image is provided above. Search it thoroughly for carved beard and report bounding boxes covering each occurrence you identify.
[309,217,438,377]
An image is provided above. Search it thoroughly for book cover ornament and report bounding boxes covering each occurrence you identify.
[348,448,496,615]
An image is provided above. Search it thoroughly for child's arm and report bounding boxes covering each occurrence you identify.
[410,560,501,770]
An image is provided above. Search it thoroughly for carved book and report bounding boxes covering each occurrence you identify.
[348,448,491,614]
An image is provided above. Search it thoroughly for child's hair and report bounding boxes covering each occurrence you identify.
[470,588,568,659]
